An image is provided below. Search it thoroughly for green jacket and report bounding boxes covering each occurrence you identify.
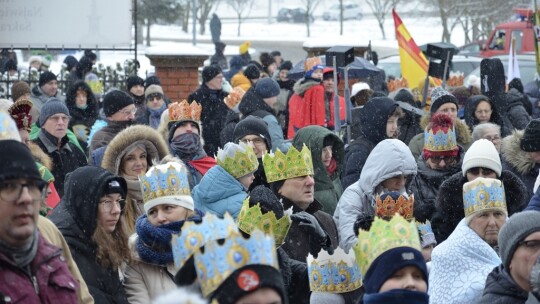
[30,123,85,153]
[292,126,344,215]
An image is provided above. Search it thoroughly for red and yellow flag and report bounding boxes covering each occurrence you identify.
[392,9,440,90]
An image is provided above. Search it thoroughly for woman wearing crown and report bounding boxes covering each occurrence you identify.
[123,161,204,303]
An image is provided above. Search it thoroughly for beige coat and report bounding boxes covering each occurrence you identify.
[123,234,177,304]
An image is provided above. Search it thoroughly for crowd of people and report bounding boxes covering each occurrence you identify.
[2,46,540,304]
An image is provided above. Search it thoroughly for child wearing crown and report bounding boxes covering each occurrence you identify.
[192,142,259,219]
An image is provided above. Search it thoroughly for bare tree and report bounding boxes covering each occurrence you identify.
[365,0,401,39]
[300,0,321,37]
[226,0,254,36]
[196,0,219,35]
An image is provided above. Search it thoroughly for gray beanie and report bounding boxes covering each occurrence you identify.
[39,98,70,126]
[255,77,280,99]
[499,211,540,270]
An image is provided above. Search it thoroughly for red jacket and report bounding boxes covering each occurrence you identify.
[287,79,346,139]
[0,234,79,303]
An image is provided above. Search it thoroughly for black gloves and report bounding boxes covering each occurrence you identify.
[290,211,333,258]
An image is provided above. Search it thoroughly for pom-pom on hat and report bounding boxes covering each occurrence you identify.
[462,139,501,177]
[430,86,458,113]
[423,113,459,159]
[255,77,280,99]
[520,119,540,152]
[239,41,251,54]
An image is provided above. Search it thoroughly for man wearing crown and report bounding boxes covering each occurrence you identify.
[263,144,338,263]
[429,177,508,303]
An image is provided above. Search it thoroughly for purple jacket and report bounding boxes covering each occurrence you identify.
[0,234,79,303]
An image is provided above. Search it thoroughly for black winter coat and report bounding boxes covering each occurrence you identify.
[220,111,240,147]
[49,166,129,304]
[506,88,532,131]
[464,95,510,137]
[478,265,531,304]
[188,83,230,157]
[277,248,310,304]
[410,155,462,222]
[66,81,99,144]
[432,170,527,243]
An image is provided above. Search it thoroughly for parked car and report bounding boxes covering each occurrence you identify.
[459,40,486,57]
[464,54,537,86]
[277,8,314,23]
[322,3,363,21]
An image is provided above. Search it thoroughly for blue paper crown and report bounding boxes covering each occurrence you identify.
[194,229,278,297]
[416,220,436,248]
[424,127,457,152]
[139,162,191,204]
[462,177,507,217]
[171,213,238,270]
[307,247,363,293]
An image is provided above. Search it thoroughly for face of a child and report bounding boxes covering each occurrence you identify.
[379,265,427,293]
[310,69,323,80]
[381,175,407,192]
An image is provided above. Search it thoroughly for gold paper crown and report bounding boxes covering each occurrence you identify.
[387,78,409,93]
[375,193,414,220]
[307,247,363,293]
[262,144,314,183]
[463,177,507,218]
[447,71,464,87]
[168,100,202,123]
[216,143,259,178]
[224,86,245,110]
[139,162,191,204]
[236,197,292,247]
[304,56,322,72]
[353,215,421,276]
[423,126,457,152]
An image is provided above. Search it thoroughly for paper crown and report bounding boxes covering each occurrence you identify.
[139,162,192,204]
[8,99,33,131]
[236,197,292,247]
[172,213,239,270]
[375,192,414,220]
[423,119,458,153]
[216,143,259,179]
[416,220,436,248]
[447,72,464,87]
[307,247,363,293]
[0,111,21,141]
[262,144,314,183]
[194,229,279,297]
[387,78,409,93]
[353,215,421,276]
[463,177,507,218]
[224,86,245,110]
[304,56,322,72]
[168,100,202,123]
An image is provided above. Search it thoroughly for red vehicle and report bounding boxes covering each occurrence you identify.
[480,7,537,57]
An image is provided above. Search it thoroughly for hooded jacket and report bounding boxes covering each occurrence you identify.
[501,130,539,202]
[65,81,99,143]
[342,97,398,189]
[432,170,527,243]
[478,265,530,304]
[464,95,510,137]
[408,114,472,161]
[48,166,129,304]
[334,139,417,251]
[292,126,344,215]
[505,88,532,131]
[192,165,247,219]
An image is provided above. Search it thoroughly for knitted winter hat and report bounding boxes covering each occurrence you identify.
[4,59,17,72]
[243,64,261,80]
[38,71,57,87]
[499,211,540,270]
[233,115,272,151]
[102,90,134,117]
[351,82,370,97]
[144,75,161,90]
[429,86,458,113]
[255,78,280,99]
[393,88,415,105]
[521,119,540,152]
[101,178,127,198]
[279,60,293,71]
[239,41,251,54]
[145,84,164,99]
[126,75,144,91]
[423,113,459,159]
[38,99,70,126]
[202,64,222,83]
[0,140,41,183]
[10,81,31,102]
[462,139,502,177]
[248,185,284,218]
[63,55,78,71]
[0,111,21,142]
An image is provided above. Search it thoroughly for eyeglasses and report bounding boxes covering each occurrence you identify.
[0,180,48,203]
[428,156,457,166]
[518,240,540,251]
[240,137,266,146]
[484,135,501,142]
[48,115,70,122]
[467,167,495,176]
[146,94,163,102]
[120,108,137,116]
[99,199,125,212]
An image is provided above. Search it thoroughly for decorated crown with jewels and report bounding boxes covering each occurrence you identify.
[353,214,421,276]
[139,162,191,204]
[262,144,314,183]
[217,143,259,179]
[375,192,414,220]
[171,213,239,270]
[194,229,278,297]
[168,99,202,123]
[8,99,33,132]
[307,247,363,293]
[424,114,458,153]
[236,197,292,247]
[463,177,507,218]
[416,220,436,248]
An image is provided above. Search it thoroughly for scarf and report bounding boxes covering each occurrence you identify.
[148,103,167,129]
[326,158,337,176]
[135,211,203,265]
[0,229,39,271]
[189,156,217,175]
[169,132,206,162]
[124,175,143,203]
[364,289,429,304]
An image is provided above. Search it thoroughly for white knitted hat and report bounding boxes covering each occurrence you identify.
[462,139,502,177]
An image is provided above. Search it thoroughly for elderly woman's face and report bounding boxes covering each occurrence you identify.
[481,129,501,152]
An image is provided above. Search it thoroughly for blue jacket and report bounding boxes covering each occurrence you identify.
[192,165,247,219]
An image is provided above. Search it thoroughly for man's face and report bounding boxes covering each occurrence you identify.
[435,103,458,121]
[41,80,58,97]
[0,179,44,248]
[468,210,506,246]
[172,121,200,138]
[109,104,136,122]
[278,175,315,209]
[239,135,267,158]
[322,76,334,93]
[206,73,224,90]
[130,85,144,97]
[146,94,165,110]
[43,113,69,139]
[510,231,540,292]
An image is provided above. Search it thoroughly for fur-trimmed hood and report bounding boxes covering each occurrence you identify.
[501,130,536,175]
[102,125,170,175]
[420,113,472,145]
[28,141,53,170]
[292,78,321,96]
